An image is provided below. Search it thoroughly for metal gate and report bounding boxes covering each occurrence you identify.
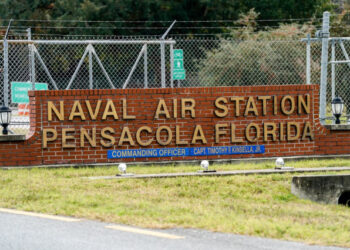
[303,11,350,124]
[1,38,176,134]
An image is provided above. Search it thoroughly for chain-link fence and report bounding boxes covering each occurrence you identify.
[176,38,321,87]
[2,38,318,89]
[1,37,321,134]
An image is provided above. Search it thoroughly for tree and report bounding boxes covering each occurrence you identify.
[0,0,333,36]
[197,10,319,86]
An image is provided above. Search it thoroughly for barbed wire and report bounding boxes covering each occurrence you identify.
[31,33,159,37]
[30,33,234,37]
[0,25,226,30]
[1,24,319,31]
[0,17,323,24]
[0,16,323,40]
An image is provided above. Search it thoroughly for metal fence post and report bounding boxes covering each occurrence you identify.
[170,43,174,88]
[160,42,166,88]
[27,29,32,85]
[3,20,12,107]
[27,28,35,90]
[319,11,330,123]
[159,21,176,88]
[89,44,93,89]
[3,39,9,106]
[31,44,36,89]
[331,39,335,100]
[306,34,311,85]
[144,44,148,88]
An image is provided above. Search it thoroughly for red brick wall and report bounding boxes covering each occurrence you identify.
[0,84,345,167]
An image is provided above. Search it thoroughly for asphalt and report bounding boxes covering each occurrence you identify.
[0,210,346,250]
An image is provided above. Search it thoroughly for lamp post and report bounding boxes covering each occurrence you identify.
[0,106,12,135]
[331,97,344,125]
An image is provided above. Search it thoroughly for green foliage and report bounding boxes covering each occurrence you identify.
[0,0,334,36]
[197,10,320,86]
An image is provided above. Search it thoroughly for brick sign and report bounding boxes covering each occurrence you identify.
[0,84,347,167]
[42,93,313,150]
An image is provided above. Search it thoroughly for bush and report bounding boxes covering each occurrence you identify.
[197,10,319,86]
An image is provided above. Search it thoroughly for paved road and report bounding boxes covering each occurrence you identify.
[0,210,346,250]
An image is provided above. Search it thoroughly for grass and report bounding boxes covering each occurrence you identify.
[0,159,350,247]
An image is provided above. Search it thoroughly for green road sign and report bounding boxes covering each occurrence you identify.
[11,82,48,103]
[173,70,186,80]
[174,59,184,70]
[173,49,186,80]
[173,49,183,60]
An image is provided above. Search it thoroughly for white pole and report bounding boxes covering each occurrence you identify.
[144,44,148,88]
[170,44,174,88]
[319,11,330,123]
[89,47,93,89]
[306,34,311,85]
[331,40,335,100]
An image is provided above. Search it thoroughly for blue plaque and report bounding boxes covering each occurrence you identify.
[107,145,265,159]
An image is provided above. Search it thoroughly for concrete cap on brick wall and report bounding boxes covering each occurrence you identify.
[0,135,26,142]
[325,124,350,130]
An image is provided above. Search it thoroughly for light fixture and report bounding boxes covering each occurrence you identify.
[201,160,209,171]
[275,157,294,170]
[116,163,134,177]
[0,106,12,135]
[332,97,344,124]
[275,157,285,169]
[118,163,127,174]
[198,160,216,173]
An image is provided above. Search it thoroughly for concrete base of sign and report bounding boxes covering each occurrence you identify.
[291,174,350,204]
[324,124,350,130]
[0,134,26,142]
